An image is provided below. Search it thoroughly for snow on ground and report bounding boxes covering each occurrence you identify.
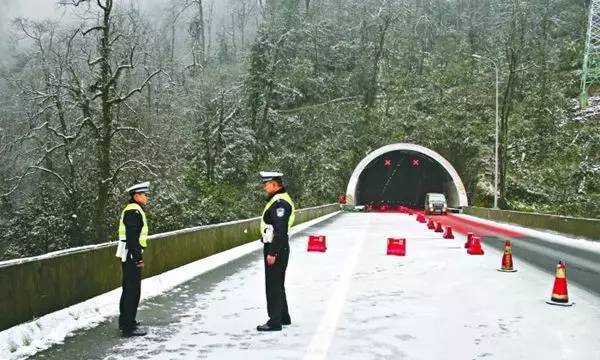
[0,211,340,360]
[27,212,600,360]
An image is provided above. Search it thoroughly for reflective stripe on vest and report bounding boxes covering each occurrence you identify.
[118,203,148,248]
[260,192,295,234]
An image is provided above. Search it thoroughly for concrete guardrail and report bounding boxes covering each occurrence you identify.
[0,203,339,331]
[464,207,600,240]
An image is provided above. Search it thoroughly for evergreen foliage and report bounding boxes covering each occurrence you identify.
[0,0,597,260]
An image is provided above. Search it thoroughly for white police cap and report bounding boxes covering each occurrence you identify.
[126,181,150,195]
[260,171,283,183]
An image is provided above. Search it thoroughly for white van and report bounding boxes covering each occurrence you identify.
[424,193,447,215]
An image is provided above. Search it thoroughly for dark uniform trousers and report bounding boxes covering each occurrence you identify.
[264,245,291,326]
[119,258,141,331]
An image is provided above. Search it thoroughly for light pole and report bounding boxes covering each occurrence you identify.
[472,54,499,209]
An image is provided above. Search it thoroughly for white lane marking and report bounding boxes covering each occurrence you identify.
[303,215,369,360]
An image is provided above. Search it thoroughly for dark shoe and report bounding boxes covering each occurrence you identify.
[282,319,291,326]
[121,328,147,337]
[256,323,282,331]
[119,320,141,331]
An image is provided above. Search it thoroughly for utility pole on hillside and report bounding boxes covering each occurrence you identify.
[580,0,600,108]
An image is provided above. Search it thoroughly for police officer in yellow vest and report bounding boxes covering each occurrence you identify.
[257,171,295,331]
[115,181,150,337]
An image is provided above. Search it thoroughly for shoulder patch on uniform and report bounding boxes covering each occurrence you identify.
[276,208,285,218]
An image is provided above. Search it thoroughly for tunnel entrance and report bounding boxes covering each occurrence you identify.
[356,150,450,208]
[346,144,468,208]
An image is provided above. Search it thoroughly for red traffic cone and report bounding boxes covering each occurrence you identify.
[464,232,474,249]
[546,261,574,306]
[497,240,517,272]
[427,219,435,229]
[386,238,406,256]
[434,222,444,233]
[307,235,327,252]
[467,236,484,255]
[443,226,454,239]
[416,213,426,223]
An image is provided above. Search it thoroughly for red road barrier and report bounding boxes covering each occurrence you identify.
[308,235,327,252]
[386,238,406,256]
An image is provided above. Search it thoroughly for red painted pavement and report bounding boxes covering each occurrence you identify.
[429,213,523,238]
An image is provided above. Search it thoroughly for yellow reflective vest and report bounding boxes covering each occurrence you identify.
[260,192,295,234]
[118,202,148,248]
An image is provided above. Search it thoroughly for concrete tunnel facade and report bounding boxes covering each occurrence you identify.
[345,143,468,209]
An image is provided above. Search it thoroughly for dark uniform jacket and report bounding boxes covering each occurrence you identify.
[123,201,145,262]
[263,188,293,257]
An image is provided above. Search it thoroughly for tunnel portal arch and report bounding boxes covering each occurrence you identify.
[346,144,468,208]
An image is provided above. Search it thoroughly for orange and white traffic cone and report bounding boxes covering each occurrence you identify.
[427,219,435,229]
[442,226,454,239]
[497,240,517,272]
[467,236,484,255]
[464,232,474,248]
[546,261,574,306]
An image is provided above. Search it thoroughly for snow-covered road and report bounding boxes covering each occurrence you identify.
[32,213,600,359]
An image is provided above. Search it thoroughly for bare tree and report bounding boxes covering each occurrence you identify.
[232,0,256,48]
[188,0,206,72]
[497,0,529,208]
[59,0,161,241]
[1,19,91,245]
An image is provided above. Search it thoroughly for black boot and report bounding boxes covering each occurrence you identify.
[121,327,147,337]
[256,322,282,331]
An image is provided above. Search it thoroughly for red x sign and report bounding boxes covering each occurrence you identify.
[384,159,392,167]
[412,159,420,167]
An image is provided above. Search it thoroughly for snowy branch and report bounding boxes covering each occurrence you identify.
[273,96,363,114]
[1,144,68,198]
[107,69,161,104]
[111,126,149,139]
[82,26,104,36]
[108,45,136,87]
[102,160,157,185]
[30,166,73,194]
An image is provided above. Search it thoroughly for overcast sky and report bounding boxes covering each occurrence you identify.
[0,0,236,66]
[1,0,63,26]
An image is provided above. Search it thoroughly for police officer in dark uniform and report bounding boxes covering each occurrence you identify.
[257,171,296,332]
[115,181,150,337]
